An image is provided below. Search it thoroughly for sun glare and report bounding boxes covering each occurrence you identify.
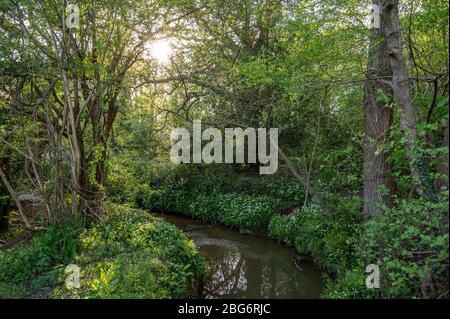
[149,39,173,64]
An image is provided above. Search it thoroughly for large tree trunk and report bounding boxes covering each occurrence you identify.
[363,0,396,219]
[380,0,435,201]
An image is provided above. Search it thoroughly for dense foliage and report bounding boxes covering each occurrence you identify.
[0,205,205,298]
[105,160,448,298]
[0,0,448,300]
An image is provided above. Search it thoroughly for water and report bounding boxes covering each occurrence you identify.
[159,213,323,299]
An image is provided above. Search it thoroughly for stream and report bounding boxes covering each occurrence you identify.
[158,213,323,299]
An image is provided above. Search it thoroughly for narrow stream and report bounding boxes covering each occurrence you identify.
[159,213,323,299]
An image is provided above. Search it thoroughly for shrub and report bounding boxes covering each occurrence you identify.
[213,193,280,229]
[269,197,363,274]
[52,204,205,298]
[0,204,205,299]
[140,186,281,230]
[268,211,302,245]
[0,220,82,298]
[265,178,306,203]
[106,158,135,203]
[325,194,449,299]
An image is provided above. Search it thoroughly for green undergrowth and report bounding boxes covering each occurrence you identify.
[0,204,205,299]
[269,194,449,299]
[141,187,281,230]
[108,164,302,230]
[106,163,449,299]
[325,194,449,299]
[269,196,363,274]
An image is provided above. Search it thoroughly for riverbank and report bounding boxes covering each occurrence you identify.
[124,171,362,272]
[0,204,205,298]
[107,163,448,299]
[158,212,323,298]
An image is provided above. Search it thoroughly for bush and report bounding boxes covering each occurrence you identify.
[265,178,306,203]
[269,197,363,274]
[0,204,205,299]
[325,194,449,299]
[268,211,303,245]
[141,186,281,230]
[51,205,205,298]
[315,143,363,193]
[128,165,289,230]
[197,193,280,229]
[0,220,82,298]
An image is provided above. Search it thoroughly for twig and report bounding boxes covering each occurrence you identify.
[0,166,46,232]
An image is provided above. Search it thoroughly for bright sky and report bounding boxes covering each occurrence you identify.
[148,39,173,64]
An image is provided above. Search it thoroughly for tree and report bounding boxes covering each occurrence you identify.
[363,0,396,219]
[379,0,435,200]
[0,0,197,220]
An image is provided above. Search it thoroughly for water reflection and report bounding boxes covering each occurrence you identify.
[159,213,323,299]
